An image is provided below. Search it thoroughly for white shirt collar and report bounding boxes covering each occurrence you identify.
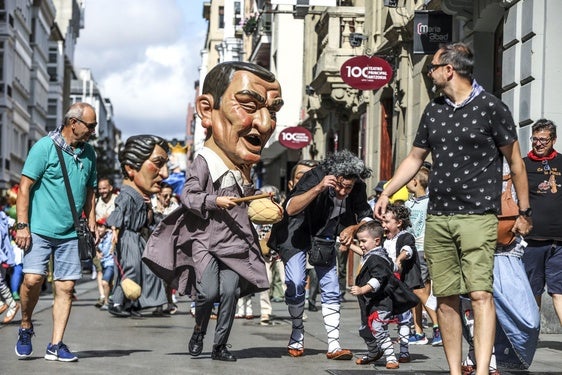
[198,147,243,189]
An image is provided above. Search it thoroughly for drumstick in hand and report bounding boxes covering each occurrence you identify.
[231,193,273,204]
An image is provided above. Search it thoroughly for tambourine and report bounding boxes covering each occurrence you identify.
[232,193,284,225]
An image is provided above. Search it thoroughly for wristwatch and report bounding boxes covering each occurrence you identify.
[519,208,533,218]
[15,222,29,230]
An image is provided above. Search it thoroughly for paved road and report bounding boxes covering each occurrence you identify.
[1,277,561,374]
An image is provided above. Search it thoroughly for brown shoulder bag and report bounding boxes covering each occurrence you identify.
[497,174,519,246]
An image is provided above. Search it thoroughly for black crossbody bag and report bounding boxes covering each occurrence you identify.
[55,144,95,261]
[308,199,343,267]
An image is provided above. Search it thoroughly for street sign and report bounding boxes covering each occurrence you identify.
[340,55,393,90]
[278,126,312,149]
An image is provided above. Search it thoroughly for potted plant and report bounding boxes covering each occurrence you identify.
[242,14,259,35]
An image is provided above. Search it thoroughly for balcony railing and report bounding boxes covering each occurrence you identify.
[311,6,365,95]
[248,13,272,67]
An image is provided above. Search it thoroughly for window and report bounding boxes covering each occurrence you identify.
[48,98,57,115]
[218,6,224,29]
[49,47,57,63]
[234,2,242,28]
[0,0,5,23]
[47,66,57,82]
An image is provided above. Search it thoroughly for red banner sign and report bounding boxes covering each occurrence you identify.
[340,56,393,90]
[278,126,312,149]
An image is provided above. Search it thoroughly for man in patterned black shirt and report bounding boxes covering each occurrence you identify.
[374,43,532,375]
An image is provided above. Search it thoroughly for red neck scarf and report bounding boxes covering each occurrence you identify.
[527,149,558,161]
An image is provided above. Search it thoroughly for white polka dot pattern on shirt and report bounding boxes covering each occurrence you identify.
[413,92,518,215]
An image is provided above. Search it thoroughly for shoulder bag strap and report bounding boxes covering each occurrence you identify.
[54,143,81,230]
[307,196,343,238]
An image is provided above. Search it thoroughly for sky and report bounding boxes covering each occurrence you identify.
[74,0,208,141]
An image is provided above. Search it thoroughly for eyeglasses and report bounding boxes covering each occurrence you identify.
[530,136,552,145]
[427,63,448,74]
[73,117,97,130]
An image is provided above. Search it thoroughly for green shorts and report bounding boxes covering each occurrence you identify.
[93,256,102,271]
[424,214,497,297]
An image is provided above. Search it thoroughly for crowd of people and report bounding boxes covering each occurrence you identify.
[1,44,560,374]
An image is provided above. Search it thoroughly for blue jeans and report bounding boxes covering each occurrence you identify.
[284,250,339,305]
[22,233,82,280]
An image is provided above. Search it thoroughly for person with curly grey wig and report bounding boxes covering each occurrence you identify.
[273,150,373,360]
[318,150,372,302]
[106,135,170,318]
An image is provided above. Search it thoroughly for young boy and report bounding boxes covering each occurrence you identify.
[381,203,424,364]
[95,218,114,310]
[405,166,442,346]
[349,221,400,369]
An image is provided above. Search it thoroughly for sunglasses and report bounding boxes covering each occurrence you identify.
[426,63,448,74]
[73,117,98,130]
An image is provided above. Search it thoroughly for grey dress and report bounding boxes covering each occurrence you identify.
[107,185,167,309]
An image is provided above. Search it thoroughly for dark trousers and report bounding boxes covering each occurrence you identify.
[195,257,240,346]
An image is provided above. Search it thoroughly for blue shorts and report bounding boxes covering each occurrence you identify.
[101,264,115,283]
[522,240,562,296]
[23,233,82,281]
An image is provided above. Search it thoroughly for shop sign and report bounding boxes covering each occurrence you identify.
[340,56,393,90]
[279,126,312,149]
[413,11,453,55]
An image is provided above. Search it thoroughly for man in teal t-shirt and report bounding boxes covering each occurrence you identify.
[13,102,97,362]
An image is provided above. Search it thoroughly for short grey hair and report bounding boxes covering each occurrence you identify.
[438,42,474,79]
[63,102,95,126]
[319,150,372,180]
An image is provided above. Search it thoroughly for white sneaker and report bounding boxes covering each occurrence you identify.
[3,302,20,324]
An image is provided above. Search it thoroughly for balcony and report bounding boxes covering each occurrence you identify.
[248,13,272,68]
[309,6,365,96]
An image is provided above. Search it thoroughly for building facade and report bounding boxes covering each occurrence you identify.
[0,0,121,193]
[0,0,58,190]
